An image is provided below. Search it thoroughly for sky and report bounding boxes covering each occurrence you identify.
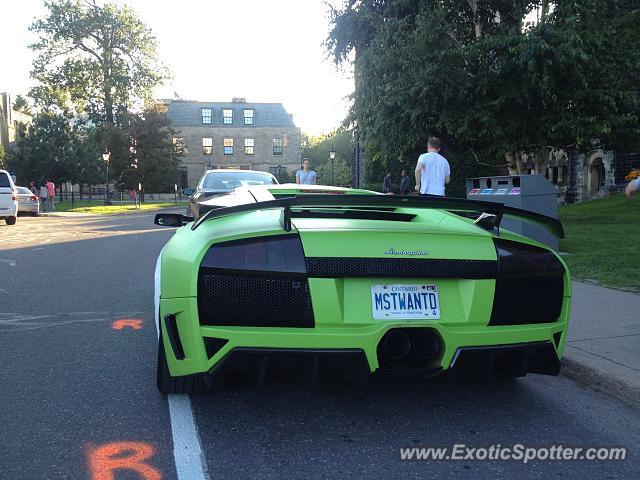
[0,0,353,135]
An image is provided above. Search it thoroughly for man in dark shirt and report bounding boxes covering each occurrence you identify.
[383,172,391,193]
[400,169,411,195]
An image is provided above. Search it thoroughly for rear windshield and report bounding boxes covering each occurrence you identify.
[17,187,31,194]
[0,173,11,188]
[201,171,277,190]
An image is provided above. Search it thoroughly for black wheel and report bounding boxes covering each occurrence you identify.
[31,212,38,217]
[156,333,223,394]
[6,216,16,225]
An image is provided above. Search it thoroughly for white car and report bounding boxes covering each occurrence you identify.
[15,186,40,216]
[0,169,18,225]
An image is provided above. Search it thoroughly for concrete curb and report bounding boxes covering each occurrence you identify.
[561,354,640,410]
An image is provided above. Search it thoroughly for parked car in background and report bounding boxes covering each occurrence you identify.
[15,187,40,216]
[0,169,18,225]
[185,169,278,220]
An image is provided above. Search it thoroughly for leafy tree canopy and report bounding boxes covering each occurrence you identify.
[327,0,640,192]
[30,0,169,124]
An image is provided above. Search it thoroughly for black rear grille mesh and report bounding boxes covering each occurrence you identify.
[305,257,497,279]
[198,273,314,327]
[490,276,564,325]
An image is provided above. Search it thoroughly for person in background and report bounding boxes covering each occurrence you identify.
[400,169,411,195]
[415,137,450,197]
[625,177,640,198]
[383,172,392,193]
[39,181,48,212]
[46,178,56,211]
[296,158,317,185]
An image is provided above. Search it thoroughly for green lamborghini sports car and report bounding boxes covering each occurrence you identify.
[153,184,570,393]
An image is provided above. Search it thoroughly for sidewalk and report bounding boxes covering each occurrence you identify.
[562,281,640,408]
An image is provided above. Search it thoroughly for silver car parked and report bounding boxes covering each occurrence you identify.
[15,186,40,216]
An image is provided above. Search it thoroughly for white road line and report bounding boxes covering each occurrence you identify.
[0,259,17,267]
[168,394,209,480]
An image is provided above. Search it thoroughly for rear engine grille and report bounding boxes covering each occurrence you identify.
[490,276,564,325]
[198,273,314,327]
[305,257,498,279]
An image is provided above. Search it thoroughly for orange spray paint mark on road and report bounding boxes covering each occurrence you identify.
[87,441,162,480]
[112,319,144,330]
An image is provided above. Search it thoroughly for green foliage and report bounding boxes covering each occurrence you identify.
[327,0,640,194]
[317,157,353,186]
[29,0,169,124]
[302,128,355,184]
[7,113,103,186]
[0,144,5,170]
[105,103,179,192]
[12,95,31,115]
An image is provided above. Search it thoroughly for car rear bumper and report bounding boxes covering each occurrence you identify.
[160,297,568,380]
[17,202,39,213]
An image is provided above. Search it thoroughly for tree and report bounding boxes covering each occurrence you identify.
[0,144,6,170]
[12,95,32,116]
[30,0,168,125]
[327,1,640,192]
[302,128,355,183]
[317,157,353,186]
[105,103,179,192]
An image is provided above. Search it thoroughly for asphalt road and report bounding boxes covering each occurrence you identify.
[1,213,639,479]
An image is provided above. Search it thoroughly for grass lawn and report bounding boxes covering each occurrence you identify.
[559,193,640,291]
[51,199,187,214]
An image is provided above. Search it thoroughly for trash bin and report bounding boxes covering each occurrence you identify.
[466,174,559,251]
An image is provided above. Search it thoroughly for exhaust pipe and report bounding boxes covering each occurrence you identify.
[412,329,441,360]
[383,329,412,361]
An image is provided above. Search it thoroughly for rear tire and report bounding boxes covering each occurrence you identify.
[6,216,16,225]
[156,333,219,394]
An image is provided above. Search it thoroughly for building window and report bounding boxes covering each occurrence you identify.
[224,138,234,155]
[244,109,254,125]
[201,108,212,124]
[244,138,254,155]
[173,137,185,156]
[223,109,233,125]
[272,138,283,155]
[202,137,213,155]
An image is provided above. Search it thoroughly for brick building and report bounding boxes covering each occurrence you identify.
[0,92,31,152]
[164,98,301,188]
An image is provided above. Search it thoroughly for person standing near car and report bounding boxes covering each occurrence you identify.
[400,169,411,195]
[625,177,640,198]
[383,172,392,193]
[46,178,56,211]
[39,181,48,212]
[415,137,450,197]
[296,158,317,185]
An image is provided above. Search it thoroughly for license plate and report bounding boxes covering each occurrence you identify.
[371,284,440,320]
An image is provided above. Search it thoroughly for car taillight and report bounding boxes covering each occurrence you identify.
[198,234,314,327]
[489,239,565,326]
[200,234,307,275]
[11,189,16,201]
[31,195,38,201]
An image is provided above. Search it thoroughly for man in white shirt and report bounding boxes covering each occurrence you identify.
[414,137,450,196]
[296,158,317,185]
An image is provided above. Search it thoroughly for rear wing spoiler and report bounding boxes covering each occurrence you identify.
[188,194,564,239]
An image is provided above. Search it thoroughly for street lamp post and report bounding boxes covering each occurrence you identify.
[329,149,336,186]
[102,150,111,205]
